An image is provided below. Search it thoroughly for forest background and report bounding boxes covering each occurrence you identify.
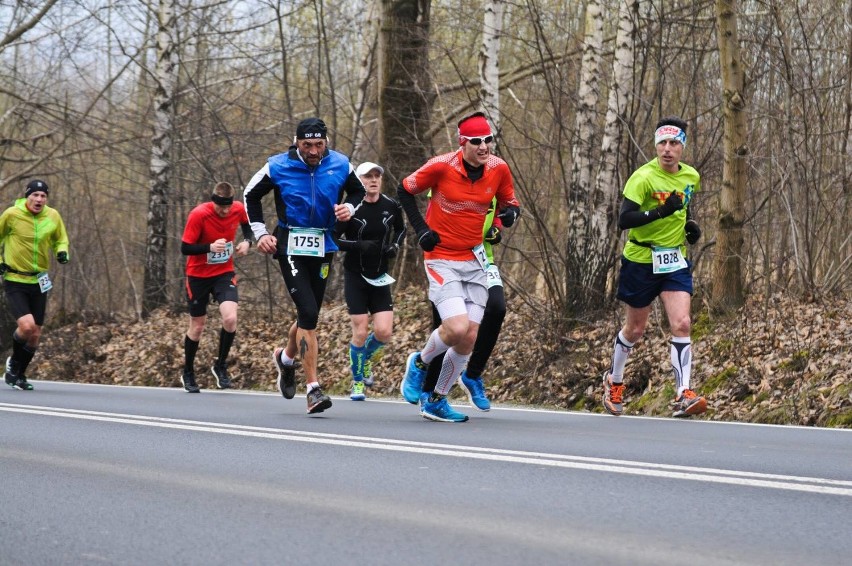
[1,0,849,427]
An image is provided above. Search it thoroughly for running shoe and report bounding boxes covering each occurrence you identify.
[672,389,707,418]
[273,348,299,399]
[4,357,17,387]
[602,372,625,416]
[420,392,468,423]
[211,364,232,389]
[307,386,332,414]
[400,352,427,404]
[459,371,490,411]
[9,376,33,391]
[350,380,366,401]
[181,370,200,393]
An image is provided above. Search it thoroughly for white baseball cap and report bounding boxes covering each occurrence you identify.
[355,162,384,177]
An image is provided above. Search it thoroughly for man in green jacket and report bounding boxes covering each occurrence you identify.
[0,180,70,390]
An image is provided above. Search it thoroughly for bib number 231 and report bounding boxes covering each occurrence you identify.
[287,228,325,257]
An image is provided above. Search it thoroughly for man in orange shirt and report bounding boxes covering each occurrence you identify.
[397,112,520,422]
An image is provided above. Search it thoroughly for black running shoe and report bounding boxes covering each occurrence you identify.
[7,374,33,391]
[181,370,200,393]
[4,357,30,390]
[211,364,232,389]
[273,348,299,399]
[306,386,332,414]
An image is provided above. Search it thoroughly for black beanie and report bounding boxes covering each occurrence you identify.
[295,118,327,140]
[25,180,49,197]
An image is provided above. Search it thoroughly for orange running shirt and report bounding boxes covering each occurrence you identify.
[401,149,519,261]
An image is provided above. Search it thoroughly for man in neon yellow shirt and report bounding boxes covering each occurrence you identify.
[0,180,70,390]
[602,117,706,418]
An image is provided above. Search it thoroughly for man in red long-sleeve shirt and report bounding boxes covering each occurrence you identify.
[180,181,252,393]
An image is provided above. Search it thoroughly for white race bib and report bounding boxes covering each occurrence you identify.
[362,273,396,287]
[485,264,503,288]
[472,243,491,271]
[287,228,325,257]
[652,246,688,274]
[206,241,234,264]
[37,271,52,293]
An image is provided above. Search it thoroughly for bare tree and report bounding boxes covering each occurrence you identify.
[378,0,434,283]
[480,0,504,132]
[595,0,639,296]
[712,0,747,311]
[565,0,608,316]
[143,0,178,314]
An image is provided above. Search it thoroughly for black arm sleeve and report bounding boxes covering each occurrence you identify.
[618,198,661,230]
[391,200,407,247]
[240,223,253,245]
[332,221,358,252]
[341,171,367,208]
[397,183,428,235]
[181,242,211,256]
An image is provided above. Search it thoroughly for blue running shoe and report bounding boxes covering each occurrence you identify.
[400,352,427,404]
[420,393,469,423]
[459,371,490,411]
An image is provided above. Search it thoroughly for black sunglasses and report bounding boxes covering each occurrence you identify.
[462,135,494,146]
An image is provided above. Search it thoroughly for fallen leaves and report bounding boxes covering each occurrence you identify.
[33,289,851,427]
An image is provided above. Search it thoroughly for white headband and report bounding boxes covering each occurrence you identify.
[654,125,687,147]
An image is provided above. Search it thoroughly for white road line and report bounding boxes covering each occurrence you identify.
[3,402,851,497]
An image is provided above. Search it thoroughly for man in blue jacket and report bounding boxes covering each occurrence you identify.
[244,118,365,414]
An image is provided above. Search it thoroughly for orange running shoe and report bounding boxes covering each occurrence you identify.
[673,388,707,418]
[602,372,625,416]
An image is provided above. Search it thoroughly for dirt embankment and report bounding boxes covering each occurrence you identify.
[34,289,852,428]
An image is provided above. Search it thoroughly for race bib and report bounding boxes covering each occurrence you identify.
[287,227,325,257]
[472,243,491,271]
[362,273,396,287]
[652,246,687,274]
[485,264,503,288]
[207,241,234,264]
[37,271,53,293]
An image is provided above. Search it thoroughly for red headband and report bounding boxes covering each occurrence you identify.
[458,115,491,145]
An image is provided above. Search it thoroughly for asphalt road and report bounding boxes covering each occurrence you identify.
[1,381,850,565]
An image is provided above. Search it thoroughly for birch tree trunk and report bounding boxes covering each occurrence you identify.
[352,0,381,158]
[143,0,177,314]
[712,0,748,311]
[595,0,638,297]
[565,0,607,315]
[480,0,504,133]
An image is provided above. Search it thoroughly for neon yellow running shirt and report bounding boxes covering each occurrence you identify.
[0,198,70,284]
[622,158,700,264]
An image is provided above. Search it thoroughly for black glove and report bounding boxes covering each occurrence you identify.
[357,240,380,254]
[382,243,399,258]
[0,263,7,274]
[57,251,69,264]
[484,225,502,245]
[497,206,520,227]
[417,230,441,252]
[685,220,701,245]
[656,190,683,218]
